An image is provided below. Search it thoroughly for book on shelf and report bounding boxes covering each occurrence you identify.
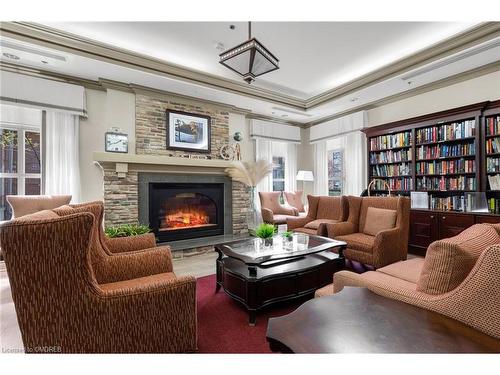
[430,195,464,212]
[416,176,476,191]
[486,115,500,136]
[488,174,500,190]
[370,131,411,151]
[371,163,411,177]
[486,137,500,154]
[370,149,411,164]
[486,157,500,173]
[488,198,500,214]
[370,177,412,191]
[416,120,475,144]
[416,143,475,160]
[416,159,475,175]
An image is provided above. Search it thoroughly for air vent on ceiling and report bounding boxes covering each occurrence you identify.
[401,38,500,82]
[271,106,312,118]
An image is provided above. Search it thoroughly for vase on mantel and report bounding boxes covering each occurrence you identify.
[247,186,262,235]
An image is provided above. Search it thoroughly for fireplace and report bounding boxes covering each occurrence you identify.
[148,182,225,242]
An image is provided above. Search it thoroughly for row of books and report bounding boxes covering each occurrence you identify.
[370,131,412,151]
[485,115,500,136]
[486,157,500,173]
[415,159,476,175]
[415,120,476,144]
[415,176,477,191]
[415,143,475,160]
[370,149,411,164]
[488,198,500,214]
[485,137,500,154]
[370,178,412,191]
[429,195,464,212]
[371,163,411,177]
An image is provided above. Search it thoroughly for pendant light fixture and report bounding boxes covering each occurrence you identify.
[219,22,279,84]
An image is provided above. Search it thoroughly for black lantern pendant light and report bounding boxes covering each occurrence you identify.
[219,22,279,84]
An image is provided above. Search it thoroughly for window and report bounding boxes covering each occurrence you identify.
[328,149,343,196]
[272,156,286,192]
[0,127,41,220]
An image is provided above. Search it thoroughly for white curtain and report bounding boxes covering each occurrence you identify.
[254,138,272,208]
[342,131,367,195]
[44,111,81,202]
[313,140,328,196]
[286,143,297,192]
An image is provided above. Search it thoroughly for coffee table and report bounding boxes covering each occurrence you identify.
[266,287,500,353]
[215,233,346,325]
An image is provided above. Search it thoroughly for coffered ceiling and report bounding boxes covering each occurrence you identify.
[1,21,499,125]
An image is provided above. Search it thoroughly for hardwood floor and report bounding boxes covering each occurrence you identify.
[0,251,218,352]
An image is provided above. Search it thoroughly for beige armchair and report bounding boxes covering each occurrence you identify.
[259,191,298,225]
[0,206,197,353]
[316,223,500,339]
[287,195,348,236]
[6,194,71,218]
[325,196,410,269]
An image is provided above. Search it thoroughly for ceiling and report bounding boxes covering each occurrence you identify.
[1,22,499,125]
[41,22,479,98]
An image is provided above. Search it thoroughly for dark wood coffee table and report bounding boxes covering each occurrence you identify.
[215,233,346,325]
[266,287,500,353]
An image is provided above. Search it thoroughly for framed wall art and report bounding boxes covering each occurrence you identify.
[166,109,211,153]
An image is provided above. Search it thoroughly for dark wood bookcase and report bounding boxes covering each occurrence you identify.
[363,101,500,255]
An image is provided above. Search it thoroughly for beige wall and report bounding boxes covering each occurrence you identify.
[367,70,500,127]
[79,88,135,202]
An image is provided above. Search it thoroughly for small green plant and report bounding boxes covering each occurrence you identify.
[281,230,294,238]
[105,224,151,238]
[254,223,276,239]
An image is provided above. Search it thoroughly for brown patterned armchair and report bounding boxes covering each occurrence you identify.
[286,195,348,237]
[0,205,197,353]
[316,223,500,339]
[325,196,410,269]
[259,191,298,225]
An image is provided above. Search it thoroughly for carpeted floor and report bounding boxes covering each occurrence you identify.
[196,274,307,353]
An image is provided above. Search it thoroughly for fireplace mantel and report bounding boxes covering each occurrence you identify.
[93,152,234,177]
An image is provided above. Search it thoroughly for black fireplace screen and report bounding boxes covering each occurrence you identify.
[149,182,224,242]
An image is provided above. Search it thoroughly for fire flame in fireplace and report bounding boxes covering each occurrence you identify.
[166,208,210,229]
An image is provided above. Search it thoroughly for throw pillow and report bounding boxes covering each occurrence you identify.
[362,207,397,236]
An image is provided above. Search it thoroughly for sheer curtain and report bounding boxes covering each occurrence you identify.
[342,131,367,195]
[286,143,297,192]
[254,138,272,207]
[43,111,81,202]
[313,140,328,195]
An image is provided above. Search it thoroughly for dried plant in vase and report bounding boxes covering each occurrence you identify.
[225,159,273,233]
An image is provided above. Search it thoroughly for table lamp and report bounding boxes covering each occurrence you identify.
[296,170,314,202]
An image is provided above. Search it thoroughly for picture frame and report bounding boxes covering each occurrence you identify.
[166,109,211,153]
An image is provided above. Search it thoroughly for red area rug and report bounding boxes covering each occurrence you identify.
[196,274,306,353]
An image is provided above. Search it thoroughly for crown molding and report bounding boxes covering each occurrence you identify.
[0,21,306,110]
[303,60,500,128]
[1,22,499,112]
[306,22,500,109]
[245,113,304,128]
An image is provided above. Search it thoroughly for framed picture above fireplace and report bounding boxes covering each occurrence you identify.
[166,109,211,153]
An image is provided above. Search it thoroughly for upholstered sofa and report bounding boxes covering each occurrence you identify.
[259,191,299,225]
[325,196,410,269]
[316,223,500,339]
[287,195,348,236]
[0,203,197,353]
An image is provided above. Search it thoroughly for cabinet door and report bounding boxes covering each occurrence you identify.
[438,213,475,240]
[475,215,500,224]
[409,211,438,252]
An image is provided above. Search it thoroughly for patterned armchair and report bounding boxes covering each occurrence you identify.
[286,195,348,237]
[316,223,500,339]
[325,196,410,269]
[259,191,298,225]
[0,205,197,353]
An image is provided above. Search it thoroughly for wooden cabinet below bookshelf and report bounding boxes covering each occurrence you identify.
[409,209,500,256]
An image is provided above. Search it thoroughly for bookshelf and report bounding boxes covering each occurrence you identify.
[482,100,500,213]
[364,102,487,210]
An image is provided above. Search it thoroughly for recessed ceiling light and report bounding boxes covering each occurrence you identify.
[350,97,359,102]
[41,60,48,64]
[229,25,236,30]
[2,53,20,60]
